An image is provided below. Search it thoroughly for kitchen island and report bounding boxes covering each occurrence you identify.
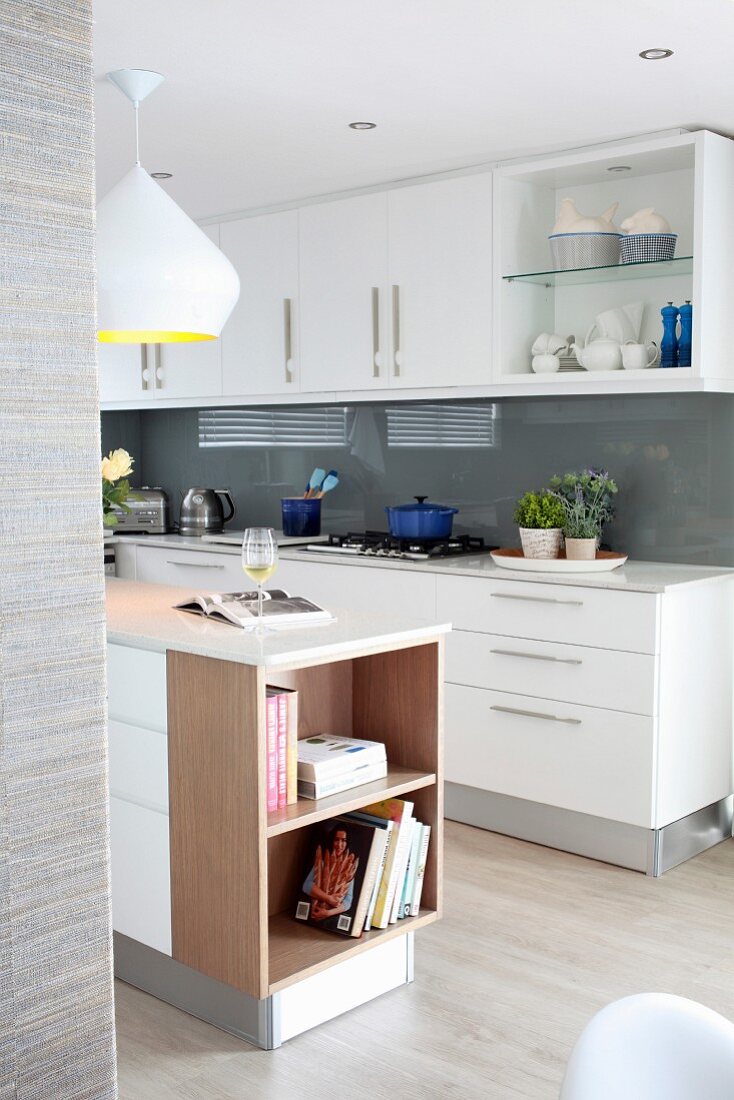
[106,579,449,1048]
[110,547,734,875]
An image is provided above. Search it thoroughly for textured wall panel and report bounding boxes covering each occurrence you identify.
[0,1,117,1096]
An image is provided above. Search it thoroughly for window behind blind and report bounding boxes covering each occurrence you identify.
[198,406,349,448]
[386,403,499,448]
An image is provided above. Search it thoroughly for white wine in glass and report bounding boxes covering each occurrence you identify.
[241,528,278,632]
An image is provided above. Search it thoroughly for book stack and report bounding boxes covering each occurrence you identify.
[266,686,298,810]
[294,797,431,938]
[297,734,387,800]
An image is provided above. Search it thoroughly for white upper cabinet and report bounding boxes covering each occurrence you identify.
[98,342,148,403]
[386,174,493,389]
[152,225,223,399]
[220,210,300,396]
[299,192,389,393]
[98,225,223,404]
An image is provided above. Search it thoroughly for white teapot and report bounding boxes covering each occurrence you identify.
[571,336,623,372]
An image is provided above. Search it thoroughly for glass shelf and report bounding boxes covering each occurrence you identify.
[502,255,693,288]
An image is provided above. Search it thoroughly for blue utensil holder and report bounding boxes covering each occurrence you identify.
[281,497,321,537]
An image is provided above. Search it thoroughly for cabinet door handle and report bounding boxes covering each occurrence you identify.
[491,592,584,607]
[371,287,381,377]
[391,284,401,376]
[165,560,225,569]
[490,648,582,666]
[284,298,294,383]
[140,345,149,391]
[491,705,581,726]
[153,343,162,390]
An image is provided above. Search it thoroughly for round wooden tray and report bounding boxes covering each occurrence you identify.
[491,548,628,574]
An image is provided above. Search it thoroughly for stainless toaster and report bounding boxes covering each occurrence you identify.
[111,487,171,534]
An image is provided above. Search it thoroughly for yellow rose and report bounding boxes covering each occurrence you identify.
[101,448,134,482]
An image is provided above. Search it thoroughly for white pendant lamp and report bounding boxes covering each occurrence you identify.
[97,69,239,343]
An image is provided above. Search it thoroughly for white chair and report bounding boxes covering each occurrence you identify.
[560,993,734,1100]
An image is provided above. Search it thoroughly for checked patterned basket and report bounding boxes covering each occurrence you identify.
[620,233,677,264]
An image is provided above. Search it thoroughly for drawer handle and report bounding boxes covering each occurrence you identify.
[165,560,225,569]
[491,593,583,607]
[491,704,581,726]
[490,648,582,666]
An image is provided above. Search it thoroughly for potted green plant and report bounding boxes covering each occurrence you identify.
[550,468,618,560]
[513,490,566,559]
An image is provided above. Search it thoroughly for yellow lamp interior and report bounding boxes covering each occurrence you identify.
[98,331,216,343]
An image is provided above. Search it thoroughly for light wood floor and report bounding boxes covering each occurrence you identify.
[115,821,734,1099]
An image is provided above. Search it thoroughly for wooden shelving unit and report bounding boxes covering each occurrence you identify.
[266,767,436,837]
[267,909,437,994]
[167,634,444,1001]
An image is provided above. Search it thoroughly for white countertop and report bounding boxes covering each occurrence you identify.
[108,532,734,593]
[106,578,450,668]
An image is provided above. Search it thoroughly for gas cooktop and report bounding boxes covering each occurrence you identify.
[301,531,491,562]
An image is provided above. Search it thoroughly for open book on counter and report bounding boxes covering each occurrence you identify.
[174,589,334,630]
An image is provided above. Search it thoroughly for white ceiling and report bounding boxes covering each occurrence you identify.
[94,0,734,221]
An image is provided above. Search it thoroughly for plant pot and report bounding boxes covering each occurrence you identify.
[519,527,563,559]
[565,537,597,561]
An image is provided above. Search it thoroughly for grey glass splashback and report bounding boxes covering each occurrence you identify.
[101,393,734,566]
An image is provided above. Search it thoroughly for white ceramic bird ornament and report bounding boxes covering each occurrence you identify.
[551,198,620,235]
[620,207,672,233]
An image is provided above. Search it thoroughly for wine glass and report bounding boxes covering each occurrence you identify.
[241,528,278,633]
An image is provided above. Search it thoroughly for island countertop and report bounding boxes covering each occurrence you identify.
[106,578,451,668]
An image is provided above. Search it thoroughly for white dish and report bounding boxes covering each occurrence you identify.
[491,549,628,574]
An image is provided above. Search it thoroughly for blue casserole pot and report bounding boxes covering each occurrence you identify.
[385,496,459,539]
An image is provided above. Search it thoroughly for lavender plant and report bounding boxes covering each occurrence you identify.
[550,469,618,540]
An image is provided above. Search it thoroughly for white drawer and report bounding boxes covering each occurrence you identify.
[109,795,172,955]
[437,574,659,653]
[275,557,437,619]
[108,719,168,813]
[107,644,167,732]
[446,630,657,715]
[135,545,244,590]
[445,683,654,827]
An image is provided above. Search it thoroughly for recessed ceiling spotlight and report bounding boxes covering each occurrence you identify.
[608,165,632,172]
[349,121,376,130]
[150,171,173,179]
[639,48,673,60]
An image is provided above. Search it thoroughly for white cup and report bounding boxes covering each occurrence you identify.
[622,342,658,370]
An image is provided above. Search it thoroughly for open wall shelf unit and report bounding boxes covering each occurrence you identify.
[166,636,444,1000]
[493,131,734,390]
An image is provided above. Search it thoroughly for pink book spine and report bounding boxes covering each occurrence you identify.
[266,695,278,814]
[276,694,287,810]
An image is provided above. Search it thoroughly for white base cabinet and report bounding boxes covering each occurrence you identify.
[436,573,733,834]
[107,644,172,956]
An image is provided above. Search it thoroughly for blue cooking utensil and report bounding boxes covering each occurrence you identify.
[318,472,339,496]
[304,468,326,497]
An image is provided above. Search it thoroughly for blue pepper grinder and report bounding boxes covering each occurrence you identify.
[661,302,679,368]
[677,300,693,368]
